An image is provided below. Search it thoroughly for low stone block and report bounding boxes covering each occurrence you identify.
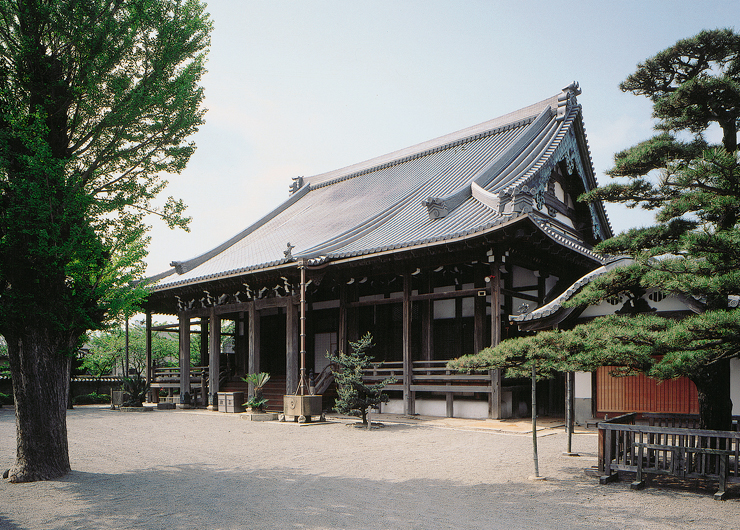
[241,412,278,421]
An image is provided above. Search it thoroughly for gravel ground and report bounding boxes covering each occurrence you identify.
[0,405,737,530]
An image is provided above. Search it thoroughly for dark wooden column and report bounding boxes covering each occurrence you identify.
[474,264,486,355]
[208,308,221,409]
[338,283,347,356]
[489,254,502,419]
[347,284,359,344]
[236,312,247,376]
[248,301,261,393]
[403,272,414,415]
[178,314,191,407]
[199,317,209,367]
[421,273,433,362]
[286,297,299,394]
[145,311,152,402]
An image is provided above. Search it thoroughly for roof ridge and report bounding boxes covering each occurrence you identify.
[304,94,559,190]
[167,184,311,276]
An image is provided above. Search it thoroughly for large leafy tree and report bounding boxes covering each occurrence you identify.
[0,0,211,482]
[452,29,740,431]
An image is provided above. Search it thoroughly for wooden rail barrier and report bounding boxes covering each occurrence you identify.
[598,413,740,500]
[362,360,494,393]
[150,366,208,406]
[362,360,500,417]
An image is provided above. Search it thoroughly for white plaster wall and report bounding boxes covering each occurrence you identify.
[574,371,592,399]
[434,286,456,319]
[379,399,404,415]
[649,293,694,312]
[554,181,565,203]
[553,212,576,229]
[512,265,535,288]
[380,394,512,419]
[580,299,620,318]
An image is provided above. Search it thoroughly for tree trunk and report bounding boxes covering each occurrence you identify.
[6,330,73,482]
[692,358,733,432]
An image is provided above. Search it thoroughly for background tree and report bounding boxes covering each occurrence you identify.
[452,29,740,431]
[82,322,180,390]
[328,333,397,427]
[0,0,211,482]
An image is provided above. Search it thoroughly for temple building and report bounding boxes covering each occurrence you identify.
[142,82,614,419]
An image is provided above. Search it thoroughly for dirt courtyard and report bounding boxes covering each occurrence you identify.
[0,406,737,529]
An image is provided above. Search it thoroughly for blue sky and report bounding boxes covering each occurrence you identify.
[145,0,740,274]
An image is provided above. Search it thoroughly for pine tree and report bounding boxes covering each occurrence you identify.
[328,333,397,427]
[452,29,740,431]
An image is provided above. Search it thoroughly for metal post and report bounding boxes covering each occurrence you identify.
[532,364,539,478]
[299,261,307,395]
[567,371,573,453]
[564,371,579,456]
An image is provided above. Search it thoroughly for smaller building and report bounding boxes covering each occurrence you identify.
[511,257,740,424]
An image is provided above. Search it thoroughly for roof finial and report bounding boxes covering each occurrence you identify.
[557,82,581,120]
[289,176,304,195]
[284,242,295,261]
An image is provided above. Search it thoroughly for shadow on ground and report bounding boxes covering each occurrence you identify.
[8,463,722,530]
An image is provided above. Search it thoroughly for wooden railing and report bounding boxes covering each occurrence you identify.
[314,363,339,395]
[362,360,494,393]
[150,366,208,388]
[150,366,208,406]
[598,413,740,500]
[643,413,740,431]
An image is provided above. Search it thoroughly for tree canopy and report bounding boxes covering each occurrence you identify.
[451,29,740,431]
[0,0,211,482]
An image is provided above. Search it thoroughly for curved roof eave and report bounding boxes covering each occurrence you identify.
[511,256,633,330]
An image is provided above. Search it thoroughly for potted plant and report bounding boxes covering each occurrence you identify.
[121,373,150,407]
[242,372,270,413]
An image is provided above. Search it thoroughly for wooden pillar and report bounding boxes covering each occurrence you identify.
[338,283,347,355]
[421,273,433,361]
[248,302,260,395]
[236,312,247,376]
[474,265,486,355]
[208,308,221,409]
[178,314,191,407]
[199,317,209,367]
[145,311,152,402]
[347,284,359,344]
[403,272,414,415]
[489,255,502,419]
[286,297,299,394]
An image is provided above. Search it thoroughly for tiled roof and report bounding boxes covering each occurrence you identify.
[152,83,610,290]
[511,257,633,324]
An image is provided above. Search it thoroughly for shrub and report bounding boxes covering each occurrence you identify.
[122,374,150,407]
[0,392,13,405]
[73,392,111,405]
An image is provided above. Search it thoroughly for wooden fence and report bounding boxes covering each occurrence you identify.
[150,366,208,405]
[598,413,740,500]
[363,360,499,417]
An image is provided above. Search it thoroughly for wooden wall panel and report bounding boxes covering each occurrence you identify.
[596,366,699,415]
